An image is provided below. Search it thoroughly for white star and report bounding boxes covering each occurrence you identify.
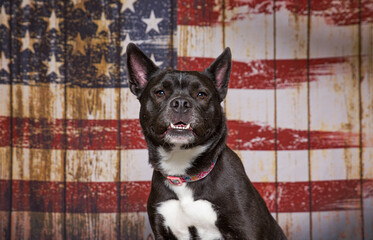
[0,52,9,73]
[44,10,63,32]
[150,54,163,66]
[21,30,37,53]
[45,54,63,76]
[0,5,9,28]
[142,10,163,33]
[121,34,132,55]
[120,0,137,13]
[93,12,113,34]
[93,55,114,78]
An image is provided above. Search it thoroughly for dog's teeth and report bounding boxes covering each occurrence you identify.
[170,123,190,130]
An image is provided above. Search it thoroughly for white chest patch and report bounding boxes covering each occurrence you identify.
[158,144,209,176]
[157,184,222,240]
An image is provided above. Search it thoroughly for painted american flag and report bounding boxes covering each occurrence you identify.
[0,0,372,239]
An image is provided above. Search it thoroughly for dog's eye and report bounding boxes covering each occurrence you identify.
[197,92,207,100]
[155,90,165,97]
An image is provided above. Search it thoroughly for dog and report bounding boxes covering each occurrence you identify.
[126,43,287,240]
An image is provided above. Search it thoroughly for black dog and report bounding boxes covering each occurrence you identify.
[126,43,287,240]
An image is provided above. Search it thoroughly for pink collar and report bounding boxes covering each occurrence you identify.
[165,159,217,186]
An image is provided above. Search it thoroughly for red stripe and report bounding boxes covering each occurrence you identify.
[177,0,221,26]
[0,117,11,147]
[2,179,372,213]
[178,56,348,89]
[177,0,370,26]
[12,180,65,212]
[0,180,11,211]
[66,182,120,213]
[0,116,363,150]
[227,120,360,150]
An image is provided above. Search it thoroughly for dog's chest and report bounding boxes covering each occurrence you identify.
[157,184,222,240]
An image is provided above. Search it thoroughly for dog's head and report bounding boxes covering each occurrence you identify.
[126,43,231,149]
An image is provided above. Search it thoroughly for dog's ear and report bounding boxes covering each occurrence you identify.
[204,47,232,101]
[126,43,158,97]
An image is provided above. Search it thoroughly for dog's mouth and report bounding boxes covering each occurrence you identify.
[164,122,194,134]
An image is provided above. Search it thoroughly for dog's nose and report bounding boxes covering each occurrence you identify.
[170,98,191,113]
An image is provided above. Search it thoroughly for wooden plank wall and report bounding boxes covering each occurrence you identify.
[0,0,372,239]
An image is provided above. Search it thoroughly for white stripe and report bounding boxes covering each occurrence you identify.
[66,87,119,120]
[275,9,308,59]
[278,150,309,182]
[309,69,359,132]
[310,148,360,181]
[120,148,363,183]
[278,212,310,240]
[13,148,64,181]
[312,210,362,240]
[177,25,224,59]
[0,85,10,116]
[0,147,11,180]
[121,88,141,120]
[310,16,359,58]
[12,84,65,119]
[225,12,274,61]
[276,86,308,130]
[237,150,276,182]
[225,89,275,124]
[65,213,118,239]
[11,212,64,239]
[363,148,373,179]
[121,149,152,182]
[122,149,277,183]
[120,212,154,240]
[66,150,119,182]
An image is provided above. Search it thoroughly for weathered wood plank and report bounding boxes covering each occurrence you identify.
[65,213,118,240]
[1,1,12,237]
[119,0,178,237]
[63,0,122,238]
[10,0,67,237]
[309,0,362,239]
[274,1,310,239]
[121,212,153,240]
[11,212,64,240]
[177,0,224,69]
[0,82,11,240]
[361,1,373,238]
[223,0,276,216]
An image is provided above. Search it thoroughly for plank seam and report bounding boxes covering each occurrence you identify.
[273,0,279,222]
[307,0,313,239]
[8,1,13,239]
[358,0,365,239]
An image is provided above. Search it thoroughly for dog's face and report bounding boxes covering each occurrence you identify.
[126,43,231,148]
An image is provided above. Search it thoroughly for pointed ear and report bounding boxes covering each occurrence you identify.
[126,43,158,97]
[204,47,232,101]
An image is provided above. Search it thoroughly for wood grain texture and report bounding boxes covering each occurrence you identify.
[309,0,362,239]
[64,1,121,238]
[0,0,372,239]
[177,0,224,67]
[10,0,67,237]
[0,86,10,239]
[361,1,373,238]
[223,0,277,218]
[275,0,310,238]
[0,1,11,238]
